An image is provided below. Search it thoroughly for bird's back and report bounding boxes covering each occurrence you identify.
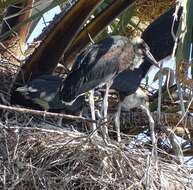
[142,7,181,60]
[62,36,136,102]
[24,75,63,102]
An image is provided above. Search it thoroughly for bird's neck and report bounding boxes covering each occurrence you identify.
[132,54,144,70]
[140,59,152,78]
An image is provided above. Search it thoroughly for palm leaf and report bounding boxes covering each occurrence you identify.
[63,0,135,65]
[0,0,65,40]
[13,0,102,86]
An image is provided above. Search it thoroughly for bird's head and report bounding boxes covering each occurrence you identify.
[16,85,41,102]
[16,85,50,110]
[15,85,31,99]
[132,37,159,68]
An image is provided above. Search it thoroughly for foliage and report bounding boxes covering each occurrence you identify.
[0,0,24,18]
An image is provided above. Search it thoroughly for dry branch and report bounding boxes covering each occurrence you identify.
[13,0,101,86]
[119,110,193,130]
[0,104,96,123]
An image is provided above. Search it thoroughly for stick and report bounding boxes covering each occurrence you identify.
[0,104,96,123]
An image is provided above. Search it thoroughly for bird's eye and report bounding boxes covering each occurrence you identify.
[137,49,143,55]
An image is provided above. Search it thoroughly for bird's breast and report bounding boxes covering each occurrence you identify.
[118,44,136,72]
[102,46,122,61]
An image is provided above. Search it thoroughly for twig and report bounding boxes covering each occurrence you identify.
[87,31,95,44]
[174,97,193,128]
[0,42,21,63]
[163,126,184,164]
[166,68,175,103]
[0,104,96,123]
[144,155,151,190]
[176,80,186,114]
[157,61,163,122]
[171,0,182,58]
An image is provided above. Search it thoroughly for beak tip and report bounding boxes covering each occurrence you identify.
[154,63,160,68]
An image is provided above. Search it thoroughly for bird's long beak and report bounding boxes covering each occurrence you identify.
[145,50,159,68]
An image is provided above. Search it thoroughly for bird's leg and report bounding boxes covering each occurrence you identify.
[101,82,112,143]
[140,105,157,160]
[89,89,98,135]
[163,126,183,164]
[115,102,122,142]
[102,81,113,118]
[57,117,63,126]
[43,110,47,120]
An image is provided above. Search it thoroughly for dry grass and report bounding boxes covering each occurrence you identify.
[135,0,175,23]
[0,125,193,190]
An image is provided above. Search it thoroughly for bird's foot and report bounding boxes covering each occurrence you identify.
[101,124,110,144]
[43,110,47,120]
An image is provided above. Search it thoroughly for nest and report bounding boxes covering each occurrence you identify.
[0,126,193,190]
[135,0,176,22]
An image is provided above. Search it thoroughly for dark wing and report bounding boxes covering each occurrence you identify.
[70,44,99,71]
[18,75,63,102]
[71,35,129,71]
[33,75,63,82]
[111,67,144,97]
[142,7,181,60]
[62,36,129,102]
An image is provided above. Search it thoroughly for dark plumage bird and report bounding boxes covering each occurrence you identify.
[110,7,181,144]
[61,35,158,138]
[15,75,84,113]
[111,6,181,96]
[16,75,63,110]
[11,75,63,111]
[61,36,158,103]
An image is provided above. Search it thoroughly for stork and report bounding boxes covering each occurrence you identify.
[61,35,159,140]
[111,57,158,158]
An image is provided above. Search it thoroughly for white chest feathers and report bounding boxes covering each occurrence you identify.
[121,88,148,111]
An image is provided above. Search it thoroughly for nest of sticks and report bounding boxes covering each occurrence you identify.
[0,124,193,190]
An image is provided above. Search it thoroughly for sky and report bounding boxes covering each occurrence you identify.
[27,6,61,43]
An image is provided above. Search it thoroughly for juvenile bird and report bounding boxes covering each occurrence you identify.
[16,75,64,111]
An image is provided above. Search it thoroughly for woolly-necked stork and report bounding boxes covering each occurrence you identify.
[61,35,159,139]
[108,6,181,146]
